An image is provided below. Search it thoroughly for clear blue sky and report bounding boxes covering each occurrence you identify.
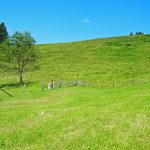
[0,0,150,44]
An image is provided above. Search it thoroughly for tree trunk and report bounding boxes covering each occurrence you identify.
[20,73,23,86]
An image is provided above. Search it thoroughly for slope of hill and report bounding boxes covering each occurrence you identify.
[0,34,150,84]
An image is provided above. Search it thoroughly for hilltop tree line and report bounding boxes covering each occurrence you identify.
[129,31,144,36]
[0,22,39,85]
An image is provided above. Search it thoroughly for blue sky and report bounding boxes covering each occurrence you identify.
[0,0,150,44]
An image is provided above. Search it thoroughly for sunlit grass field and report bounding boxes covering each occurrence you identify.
[0,83,150,150]
[0,34,150,149]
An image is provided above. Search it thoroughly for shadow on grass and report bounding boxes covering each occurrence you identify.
[0,81,34,88]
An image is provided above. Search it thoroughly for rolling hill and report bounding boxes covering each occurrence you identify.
[0,34,150,84]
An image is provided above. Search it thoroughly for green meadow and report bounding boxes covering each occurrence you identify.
[0,83,150,150]
[0,34,150,149]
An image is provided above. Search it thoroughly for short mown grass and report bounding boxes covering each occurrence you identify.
[0,83,150,150]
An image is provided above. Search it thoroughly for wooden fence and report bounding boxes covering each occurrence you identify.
[44,79,150,90]
[1,79,149,97]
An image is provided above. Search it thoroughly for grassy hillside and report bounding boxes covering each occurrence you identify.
[0,35,150,150]
[0,83,150,150]
[0,34,150,84]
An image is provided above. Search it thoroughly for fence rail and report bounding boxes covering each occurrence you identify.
[1,79,149,97]
[45,79,150,90]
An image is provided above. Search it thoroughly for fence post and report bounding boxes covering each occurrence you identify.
[97,80,99,88]
[112,80,115,88]
[58,80,62,88]
[20,83,26,96]
[83,80,85,87]
[68,81,70,87]
[41,81,44,92]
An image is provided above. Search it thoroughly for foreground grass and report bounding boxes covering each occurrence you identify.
[0,83,150,150]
